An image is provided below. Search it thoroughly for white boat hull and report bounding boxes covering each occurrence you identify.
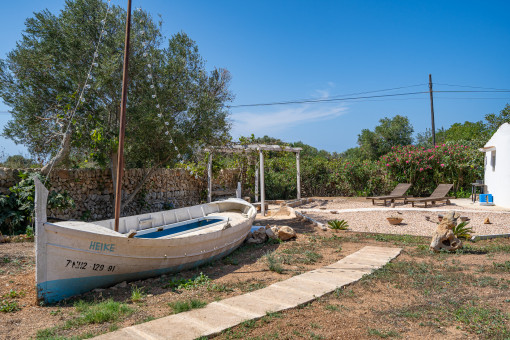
[34,179,256,304]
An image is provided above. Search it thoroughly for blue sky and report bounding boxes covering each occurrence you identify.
[1,0,510,158]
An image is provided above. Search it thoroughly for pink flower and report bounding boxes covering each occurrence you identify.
[406,160,409,163]
[420,168,424,171]
[386,163,390,167]
[440,164,445,167]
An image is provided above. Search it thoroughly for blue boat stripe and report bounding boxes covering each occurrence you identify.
[38,247,236,304]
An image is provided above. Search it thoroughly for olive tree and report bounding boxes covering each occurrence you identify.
[0,0,232,212]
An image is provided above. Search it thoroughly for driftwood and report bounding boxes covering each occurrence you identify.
[430,211,462,252]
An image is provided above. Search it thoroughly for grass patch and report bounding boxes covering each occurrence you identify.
[130,286,145,303]
[168,299,207,314]
[492,261,510,272]
[264,251,284,274]
[367,328,400,338]
[73,299,133,324]
[164,272,211,290]
[325,304,339,311]
[364,233,426,246]
[222,255,239,265]
[207,283,234,292]
[454,304,510,338]
[2,289,25,299]
[0,299,19,313]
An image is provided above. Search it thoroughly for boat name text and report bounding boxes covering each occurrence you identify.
[89,241,116,252]
[66,260,116,272]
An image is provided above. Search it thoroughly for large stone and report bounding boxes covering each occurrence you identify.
[265,227,277,239]
[277,226,296,241]
[430,211,462,252]
[247,227,267,244]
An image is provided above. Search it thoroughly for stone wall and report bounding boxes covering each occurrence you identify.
[0,167,239,221]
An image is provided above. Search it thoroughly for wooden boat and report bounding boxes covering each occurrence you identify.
[35,178,256,303]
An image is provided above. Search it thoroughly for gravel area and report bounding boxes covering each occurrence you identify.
[295,197,510,237]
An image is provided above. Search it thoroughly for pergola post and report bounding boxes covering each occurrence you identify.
[259,149,265,216]
[296,151,301,200]
[254,167,259,203]
[207,153,212,203]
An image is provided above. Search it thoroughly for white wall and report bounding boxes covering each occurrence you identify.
[483,123,510,209]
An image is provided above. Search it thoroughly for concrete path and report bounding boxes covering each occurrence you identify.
[93,246,401,340]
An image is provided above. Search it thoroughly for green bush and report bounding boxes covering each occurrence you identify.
[0,171,75,235]
[258,141,482,200]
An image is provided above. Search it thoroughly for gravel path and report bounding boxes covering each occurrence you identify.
[295,198,510,237]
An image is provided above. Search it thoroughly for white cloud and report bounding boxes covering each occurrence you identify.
[230,103,348,137]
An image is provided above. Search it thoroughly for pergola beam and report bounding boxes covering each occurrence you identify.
[205,144,303,153]
[205,144,303,214]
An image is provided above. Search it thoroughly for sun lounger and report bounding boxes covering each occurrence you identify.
[407,184,454,207]
[366,183,412,205]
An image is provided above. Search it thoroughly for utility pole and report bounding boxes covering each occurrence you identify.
[428,74,436,147]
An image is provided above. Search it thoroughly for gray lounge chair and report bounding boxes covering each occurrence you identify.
[366,183,412,206]
[407,184,454,207]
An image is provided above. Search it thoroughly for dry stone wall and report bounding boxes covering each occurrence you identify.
[0,167,239,221]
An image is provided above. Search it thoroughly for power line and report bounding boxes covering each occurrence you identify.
[434,83,510,91]
[434,90,510,93]
[433,97,510,100]
[227,91,430,108]
[227,88,510,109]
[328,83,428,99]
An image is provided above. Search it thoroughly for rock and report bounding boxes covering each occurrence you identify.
[93,288,105,293]
[0,234,9,243]
[265,227,278,239]
[114,281,127,289]
[245,231,253,241]
[277,226,296,241]
[484,217,491,224]
[247,227,267,244]
[430,211,462,252]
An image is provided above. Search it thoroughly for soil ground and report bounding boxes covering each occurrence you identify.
[1,198,510,339]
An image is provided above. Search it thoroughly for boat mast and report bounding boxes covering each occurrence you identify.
[114,0,132,232]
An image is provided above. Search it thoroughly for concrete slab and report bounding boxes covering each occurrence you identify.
[271,275,338,296]
[215,292,292,316]
[185,303,257,337]
[92,246,401,340]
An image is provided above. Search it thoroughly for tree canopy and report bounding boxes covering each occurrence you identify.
[0,0,232,171]
[357,115,414,160]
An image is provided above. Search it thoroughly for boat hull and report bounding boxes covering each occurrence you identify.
[35,196,256,304]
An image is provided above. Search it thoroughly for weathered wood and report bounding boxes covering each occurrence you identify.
[254,167,259,203]
[36,199,256,303]
[207,153,212,203]
[114,0,132,232]
[206,144,303,153]
[296,151,301,200]
[260,150,265,216]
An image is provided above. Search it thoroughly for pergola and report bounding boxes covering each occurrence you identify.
[205,144,303,215]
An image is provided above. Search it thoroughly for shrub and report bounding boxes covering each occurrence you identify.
[383,142,483,196]
[327,219,349,230]
[452,221,474,240]
[0,172,75,235]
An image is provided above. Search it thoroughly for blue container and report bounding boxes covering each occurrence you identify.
[479,194,493,203]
